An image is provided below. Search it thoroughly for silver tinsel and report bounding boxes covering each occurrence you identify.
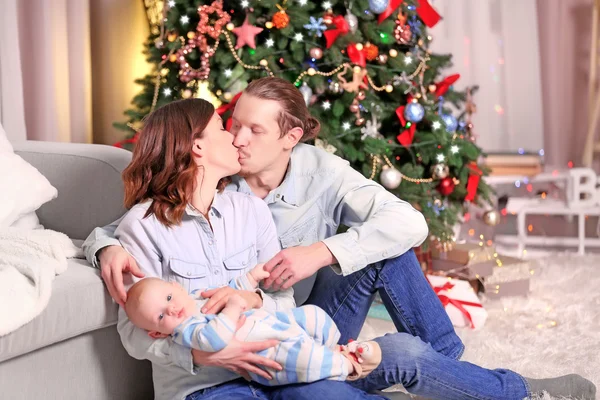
[345,11,359,33]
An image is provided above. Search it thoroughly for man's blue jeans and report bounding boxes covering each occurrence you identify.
[306,250,530,399]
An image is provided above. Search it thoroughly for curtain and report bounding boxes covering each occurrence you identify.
[0,0,27,142]
[537,0,594,168]
[428,0,545,155]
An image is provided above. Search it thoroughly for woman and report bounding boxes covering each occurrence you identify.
[113,98,381,400]
[113,98,595,400]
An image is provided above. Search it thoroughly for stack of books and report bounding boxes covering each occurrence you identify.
[484,152,543,176]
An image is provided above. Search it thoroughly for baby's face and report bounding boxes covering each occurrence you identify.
[131,280,195,336]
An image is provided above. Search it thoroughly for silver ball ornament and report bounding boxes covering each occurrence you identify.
[482,210,501,226]
[380,165,402,189]
[368,0,390,14]
[345,11,359,33]
[299,83,313,106]
[431,164,449,180]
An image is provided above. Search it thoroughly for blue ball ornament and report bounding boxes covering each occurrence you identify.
[368,0,390,14]
[441,114,458,133]
[404,102,425,123]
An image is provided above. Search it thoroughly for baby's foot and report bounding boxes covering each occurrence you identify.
[340,339,382,381]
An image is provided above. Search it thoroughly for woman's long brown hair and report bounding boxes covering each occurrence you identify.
[122,99,229,227]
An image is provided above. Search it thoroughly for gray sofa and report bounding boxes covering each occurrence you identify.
[0,140,406,400]
[1,140,153,399]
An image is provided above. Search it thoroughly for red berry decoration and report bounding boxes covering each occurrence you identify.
[437,177,455,196]
[364,43,379,61]
[272,10,290,29]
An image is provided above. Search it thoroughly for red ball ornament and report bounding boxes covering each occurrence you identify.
[272,10,290,29]
[437,177,455,196]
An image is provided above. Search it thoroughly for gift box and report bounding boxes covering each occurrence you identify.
[482,256,532,299]
[432,242,497,265]
[427,275,488,330]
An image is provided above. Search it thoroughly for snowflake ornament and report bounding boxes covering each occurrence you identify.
[361,115,382,140]
[304,17,327,37]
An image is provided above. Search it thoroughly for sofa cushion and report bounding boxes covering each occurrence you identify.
[0,259,117,362]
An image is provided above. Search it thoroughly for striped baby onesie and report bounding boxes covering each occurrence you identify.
[171,285,350,385]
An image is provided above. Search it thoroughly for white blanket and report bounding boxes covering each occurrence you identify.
[0,228,82,336]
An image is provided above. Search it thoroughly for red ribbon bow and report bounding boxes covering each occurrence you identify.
[465,162,482,202]
[113,132,140,148]
[378,0,441,27]
[216,92,242,131]
[324,15,350,49]
[347,43,366,67]
[435,74,460,97]
[432,281,483,329]
[395,96,416,146]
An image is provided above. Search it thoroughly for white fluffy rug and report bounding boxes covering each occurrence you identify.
[360,254,600,399]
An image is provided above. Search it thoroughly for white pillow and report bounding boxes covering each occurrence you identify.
[0,124,57,227]
[10,212,43,230]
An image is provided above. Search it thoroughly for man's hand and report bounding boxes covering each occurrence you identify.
[201,287,262,314]
[98,245,144,307]
[191,336,282,380]
[262,242,337,291]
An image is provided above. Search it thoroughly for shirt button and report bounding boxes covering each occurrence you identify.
[242,261,247,266]
[276,194,281,199]
[187,272,192,276]
[214,270,219,275]
[208,241,213,245]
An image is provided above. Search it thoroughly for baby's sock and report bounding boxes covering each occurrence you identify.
[525,374,596,400]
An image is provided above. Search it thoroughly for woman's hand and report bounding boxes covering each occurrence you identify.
[99,245,145,307]
[201,287,262,314]
[191,321,282,380]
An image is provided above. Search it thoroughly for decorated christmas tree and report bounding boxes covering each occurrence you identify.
[116,0,494,248]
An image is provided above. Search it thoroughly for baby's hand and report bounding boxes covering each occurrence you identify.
[227,293,248,311]
[250,263,270,282]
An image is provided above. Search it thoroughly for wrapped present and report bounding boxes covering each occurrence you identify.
[432,242,497,266]
[427,275,488,330]
[482,256,532,299]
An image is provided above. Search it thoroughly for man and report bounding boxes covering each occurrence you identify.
[84,78,592,400]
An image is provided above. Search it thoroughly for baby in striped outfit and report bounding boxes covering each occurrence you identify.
[124,264,381,385]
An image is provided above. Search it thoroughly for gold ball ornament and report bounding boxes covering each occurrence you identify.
[187,31,196,39]
[482,210,501,226]
[353,65,362,74]
[260,59,268,66]
[169,54,178,63]
[428,84,437,93]
[227,23,235,31]
[389,49,398,58]
[355,43,364,51]
[272,10,290,29]
[385,85,393,93]
[223,92,233,101]
[182,89,193,99]
[307,68,316,76]
[431,163,449,179]
[265,21,274,29]
[167,32,178,42]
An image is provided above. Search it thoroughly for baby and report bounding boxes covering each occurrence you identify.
[124,263,381,385]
